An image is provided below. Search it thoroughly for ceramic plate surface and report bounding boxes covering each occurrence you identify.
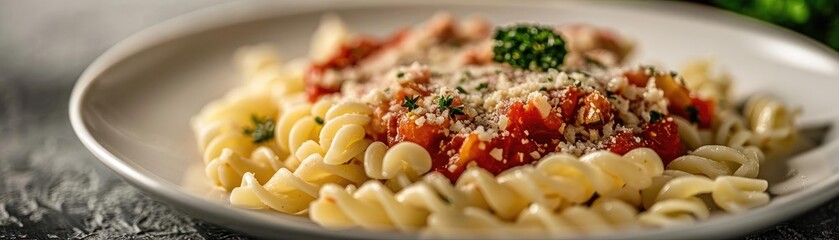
[70,0,839,239]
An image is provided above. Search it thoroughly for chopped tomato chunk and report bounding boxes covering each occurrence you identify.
[557,87,582,123]
[576,92,613,126]
[604,117,683,164]
[641,118,683,162]
[303,30,410,102]
[605,131,644,156]
[397,117,444,151]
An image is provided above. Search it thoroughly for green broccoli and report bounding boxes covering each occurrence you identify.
[492,24,568,71]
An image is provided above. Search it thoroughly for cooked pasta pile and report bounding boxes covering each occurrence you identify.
[191,13,800,237]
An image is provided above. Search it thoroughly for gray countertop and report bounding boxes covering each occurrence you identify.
[0,1,837,239]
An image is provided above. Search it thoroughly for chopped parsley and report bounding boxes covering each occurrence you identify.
[686,106,700,123]
[475,82,488,91]
[669,71,678,77]
[396,71,405,78]
[539,86,548,92]
[649,111,664,123]
[492,24,567,71]
[436,95,465,118]
[547,76,554,82]
[402,95,420,111]
[314,116,324,125]
[574,80,582,87]
[647,66,657,74]
[456,86,468,94]
[242,115,275,144]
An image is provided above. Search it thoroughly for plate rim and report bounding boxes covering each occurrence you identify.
[68,0,839,239]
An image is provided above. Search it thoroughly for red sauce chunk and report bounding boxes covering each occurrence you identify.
[304,30,410,102]
[604,117,683,164]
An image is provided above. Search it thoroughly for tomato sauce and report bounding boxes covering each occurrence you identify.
[306,39,696,182]
[365,83,689,181]
[305,29,410,102]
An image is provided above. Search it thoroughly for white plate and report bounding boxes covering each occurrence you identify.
[69,0,839,239]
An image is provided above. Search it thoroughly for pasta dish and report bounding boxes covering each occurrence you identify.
[190,13,801,237]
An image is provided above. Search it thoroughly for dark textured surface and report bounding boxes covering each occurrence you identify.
[0,1,838,239]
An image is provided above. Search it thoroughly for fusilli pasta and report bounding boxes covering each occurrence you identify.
[455,148,663,220]
[187,14,806,238]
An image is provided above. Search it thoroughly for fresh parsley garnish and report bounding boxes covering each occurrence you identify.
[475,82,488,91]
[396,71,405,78]
[437,95,454,108]
[574,80,582,87]
[436,95,465,118]
[539,86,548,92]
[402,95,420,111]
[647,66,656,74]
[547,76,554,82]
[456,86,468,94]
[686,106,700,123]
[492,24,567,71]
[314,116,324,125]
[669,71,678,78]
[243,115,275,144]
[649,111,664,123]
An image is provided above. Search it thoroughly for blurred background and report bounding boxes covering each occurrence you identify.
[0,0,837,239]
[698,0,839,52]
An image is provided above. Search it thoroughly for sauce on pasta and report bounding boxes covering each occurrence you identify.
[191,12,797,236]
[301,22,709,181]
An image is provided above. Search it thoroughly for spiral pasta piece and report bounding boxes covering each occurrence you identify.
[743,94,800,156]
[310,172,466,230]
[639,175,768,226]
[744,95,796,141]
[190,85,284,190]
[673,116,706,151]
[673,111,754,152]
[280,100,374,165]
[714,110,755,150]
[230,143,368,213]
[230,169,319,213]
[275,105,312,152]
[667,145,761,178]
[456,148,663,220]
[234,44,306,96]
[361,141,433,190]
[235,44,283,84]
[711,176,770,212]
[424,199,639,238]
[318,102,374,164]
[192,87,277,154]
[205,147,284,190]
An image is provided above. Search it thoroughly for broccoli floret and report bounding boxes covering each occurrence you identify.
[492,25,568,71]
